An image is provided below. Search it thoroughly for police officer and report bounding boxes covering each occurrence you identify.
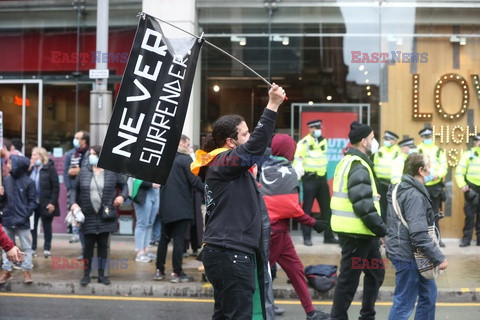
[455,134,480,247]
[294,119,338,246]
[373,130,401,219]
[391,137,416,184]
[417,127,448,247]
[330,121,386,320]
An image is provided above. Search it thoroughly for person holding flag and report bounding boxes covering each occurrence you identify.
[191,83,286,320]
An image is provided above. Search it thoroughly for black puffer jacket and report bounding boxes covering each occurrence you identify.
[69,165,127,235]
[386,174,445,266]
[28,160,60,217]
[342,148,387,238]
[0,155,37,229]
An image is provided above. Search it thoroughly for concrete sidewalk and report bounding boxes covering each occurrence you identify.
[0,233,479,302]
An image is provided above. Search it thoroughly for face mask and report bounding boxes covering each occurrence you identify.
[89,155,99,166]
[423,138,433,145]
[383,140,392,148]
[34,159,42,166]
[368,138,379,154]
[73,138,80,148]
[313,129,322,138]
[408,148,418,155]
[424,167,435,183]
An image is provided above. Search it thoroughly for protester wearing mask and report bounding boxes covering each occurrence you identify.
[391,137,417,184]
[373,130,401,219]
[417,127,448,247]
[294,119,338,246]
[29,147,60,258]
[69,145,127,286]
[329,121,387,320]
[386,153,448,320]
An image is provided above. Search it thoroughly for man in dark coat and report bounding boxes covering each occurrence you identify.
[0,155,37,284]
[154,135,204,283]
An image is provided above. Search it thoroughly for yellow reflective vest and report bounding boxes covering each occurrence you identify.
[373,145,401,181]
[294,134,328,176]
[330,154,381,236]
[417,143,448,186]
[455,147,480,188]
[390,153,408,184]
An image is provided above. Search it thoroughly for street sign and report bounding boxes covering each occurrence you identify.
[89,69,110,79]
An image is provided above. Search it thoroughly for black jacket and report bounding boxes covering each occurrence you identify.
[69,165,128,235]
[341,148,387,238]
[0,155,37,229]
[132,181,154,205]
[160,152,204,224]
[203,108,277,254]
[28,160,60,217]
[386,174,445,266]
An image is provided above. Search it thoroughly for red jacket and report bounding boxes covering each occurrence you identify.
[0,224,14,252]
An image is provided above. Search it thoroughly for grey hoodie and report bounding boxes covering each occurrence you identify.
[385,174,445,266]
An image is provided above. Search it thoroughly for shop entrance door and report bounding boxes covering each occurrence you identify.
[0,79,44,152]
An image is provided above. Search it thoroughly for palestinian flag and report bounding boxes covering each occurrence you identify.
[260,156,304,222]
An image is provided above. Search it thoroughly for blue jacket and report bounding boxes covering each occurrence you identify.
[0,155,37,229]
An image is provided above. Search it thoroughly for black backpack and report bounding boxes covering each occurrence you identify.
[304,264,337,292]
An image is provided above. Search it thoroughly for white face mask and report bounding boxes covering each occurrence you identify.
[368,138,379,154]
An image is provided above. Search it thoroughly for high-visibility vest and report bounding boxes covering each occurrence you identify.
[373,145,401,181]
[330,154,381,236]
[417,143,448,186]
[294,134,328,176]
[455,147,480,188]
[390,153,408,184]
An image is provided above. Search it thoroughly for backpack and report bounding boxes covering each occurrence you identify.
[304,264,337,292]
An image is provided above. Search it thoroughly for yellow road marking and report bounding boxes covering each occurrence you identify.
[0,292,479,307]
[460,288,470,293]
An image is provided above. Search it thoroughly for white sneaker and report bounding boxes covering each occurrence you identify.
[44,250,51,258]
[135,254,152,263]
[145,252,156,259]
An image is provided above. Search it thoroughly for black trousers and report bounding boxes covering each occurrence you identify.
[203,244,256,320]
[31,207,53,251]
[377,179,390,221]
[301,174,334,240]
[83,232,110,276]
[426,184,444,235]
[156,219,190,275]
[331,237,385,320]
[462,186,480,242]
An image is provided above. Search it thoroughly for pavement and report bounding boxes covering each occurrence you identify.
[0,232,479,303]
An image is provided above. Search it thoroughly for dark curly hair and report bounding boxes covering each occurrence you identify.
[201,115,245,152]
[403,153,429,176]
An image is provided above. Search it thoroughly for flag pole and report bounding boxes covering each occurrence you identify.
[139,12,281,91]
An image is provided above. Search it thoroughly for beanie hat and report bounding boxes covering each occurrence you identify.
[348,121,373,144]
[271,134,297,161]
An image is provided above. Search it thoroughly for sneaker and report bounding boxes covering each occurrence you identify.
[274,305,285,316]
[80,275,91,286]
[23,270,33,284]
[0,270,12,284]
[304,239,313,246]
[154,269,165,281]
[32,251,37,258]
[306,309,331,320]
[44,250,51,258]
[171,272,194,283]
[149,240,159,246]
[13,262,22,270]
[145,252,156,259]
[98,276,111,285]
[460,240,471,247]
[135,254,152,263]
[69,235,79,243]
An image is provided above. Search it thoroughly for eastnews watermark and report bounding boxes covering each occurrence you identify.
[351,51,428,64]
[351,258,428,270]
[51,257,129,270]
[50,51,129,64]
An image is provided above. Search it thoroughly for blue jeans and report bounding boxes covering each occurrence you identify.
[388,259,437,320]
[2,227,33,271]
[152,214,161,242]
[134,188,160,251]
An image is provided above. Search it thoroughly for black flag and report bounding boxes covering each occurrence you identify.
[98,13,204,184]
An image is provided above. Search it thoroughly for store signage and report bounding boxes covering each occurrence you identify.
[412,73,480,166]
[98,13,203,184]
[89,69,110,79]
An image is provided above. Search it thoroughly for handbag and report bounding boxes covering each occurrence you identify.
[93,173,118,222]
[392,184,442,279]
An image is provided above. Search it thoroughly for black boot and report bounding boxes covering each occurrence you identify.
[98,269,111,285]
[80,271,90,286]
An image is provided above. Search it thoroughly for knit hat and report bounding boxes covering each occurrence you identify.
[348,121,373,144]
[271,134,297,161]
